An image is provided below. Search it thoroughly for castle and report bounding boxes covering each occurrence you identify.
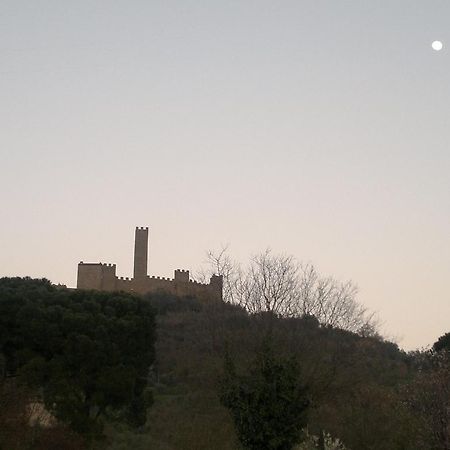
[77,227,223,302]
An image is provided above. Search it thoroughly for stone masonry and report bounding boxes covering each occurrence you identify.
[77,227,223,302]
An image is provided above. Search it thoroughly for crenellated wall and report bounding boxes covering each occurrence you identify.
[76,227,223,302]
[174,269,189,283]
[77,263,222,302]
[77,263,117,291]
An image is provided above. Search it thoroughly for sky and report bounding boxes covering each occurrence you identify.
[1,1,449,350]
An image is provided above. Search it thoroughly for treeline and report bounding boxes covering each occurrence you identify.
[0,277,449,449]
[196,248,379,334]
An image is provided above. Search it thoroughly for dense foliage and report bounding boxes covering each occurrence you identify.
[0,277,155,442]
[220,340,309,450]
[433,332,450,353]
[115,297,447,450]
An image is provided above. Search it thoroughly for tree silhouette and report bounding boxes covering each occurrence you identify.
[220,339,309,450]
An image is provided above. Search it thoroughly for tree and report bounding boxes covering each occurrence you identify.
[404,351,450,449]
[199,248,377,334]
[0,277,156,438]
[196,245,239,305]
[220,339,309,450]
[433,332,450,353]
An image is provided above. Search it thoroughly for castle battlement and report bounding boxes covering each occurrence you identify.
[76,227,222,302]
[148,275,173,281]
[188,279,208,286]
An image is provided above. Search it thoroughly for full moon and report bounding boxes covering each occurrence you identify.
[432,40,443,51]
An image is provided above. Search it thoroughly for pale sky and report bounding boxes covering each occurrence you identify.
[1,1,449,350]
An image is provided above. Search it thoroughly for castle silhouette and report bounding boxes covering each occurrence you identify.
[77,227,222,302]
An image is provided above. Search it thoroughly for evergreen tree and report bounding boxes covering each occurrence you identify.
[220,339,309,450]
[0,277,156,438]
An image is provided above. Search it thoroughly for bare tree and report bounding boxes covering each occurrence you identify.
[295,263,376,332]
[195,245,239,304]
[197,247,378,335]
[238,249,300,316]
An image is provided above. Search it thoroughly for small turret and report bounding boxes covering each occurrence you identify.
[209,274,223,301]
[174,269,189,283]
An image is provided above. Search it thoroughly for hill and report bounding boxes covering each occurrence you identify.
[1,278,448,449]
[109,294,425,450]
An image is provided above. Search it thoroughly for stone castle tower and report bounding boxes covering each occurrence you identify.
[77,227,223,302]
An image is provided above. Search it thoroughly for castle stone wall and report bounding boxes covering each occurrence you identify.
[76,227,222,302]
[77,263,103,290]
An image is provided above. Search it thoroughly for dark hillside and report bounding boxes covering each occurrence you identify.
[107,294,421,450]
[1,279,446,449]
